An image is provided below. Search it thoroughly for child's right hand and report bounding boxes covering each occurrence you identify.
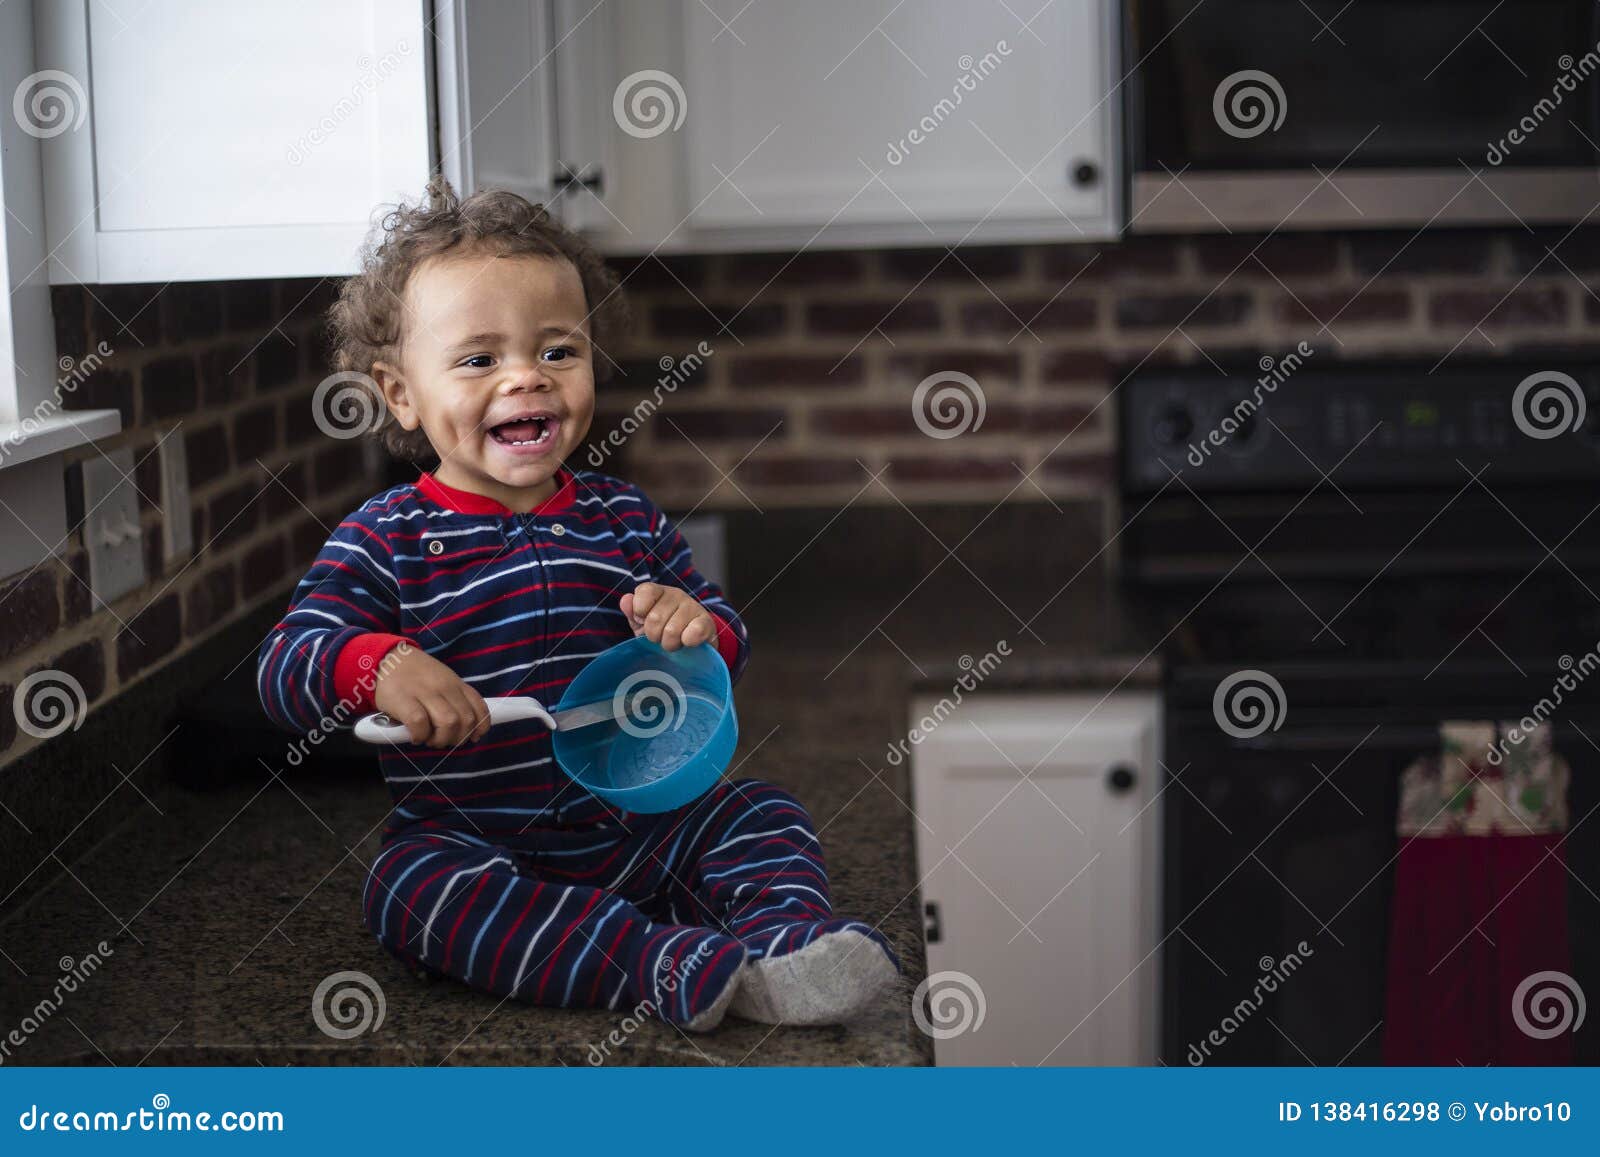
[371,642,492,749]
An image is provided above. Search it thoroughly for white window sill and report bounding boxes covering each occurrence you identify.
[0,408,122,469]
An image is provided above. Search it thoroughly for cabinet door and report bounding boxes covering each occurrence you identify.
[910,692,1162,1066]
[436,0,559,211]
[38,0,430,283]
[680,0,1120,247]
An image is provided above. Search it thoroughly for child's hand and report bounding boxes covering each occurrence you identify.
[619,582,716,652]
[371,642,492,748]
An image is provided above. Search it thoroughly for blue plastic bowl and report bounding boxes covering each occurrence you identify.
[551,636,737,813]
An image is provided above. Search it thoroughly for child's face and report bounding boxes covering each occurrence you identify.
[375,248,596,510]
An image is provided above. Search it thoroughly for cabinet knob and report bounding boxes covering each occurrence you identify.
[1106,764,1137,794]
[1072,159,1100,188]
[551,165,604,196]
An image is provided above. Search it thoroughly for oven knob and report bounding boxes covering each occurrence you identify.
[1106,764,1137,794]
[1152,405,1194,446]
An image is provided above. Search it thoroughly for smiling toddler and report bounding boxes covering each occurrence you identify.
[255,176,900,1031]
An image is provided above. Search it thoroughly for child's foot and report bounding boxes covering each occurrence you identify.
[729,920,900,1026]
[640,929,747,1033]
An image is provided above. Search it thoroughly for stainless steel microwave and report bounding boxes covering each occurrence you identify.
[1126,0,1600,231]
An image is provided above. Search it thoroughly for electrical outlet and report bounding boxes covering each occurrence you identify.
[158,428,193,561]
[80,447,147,606]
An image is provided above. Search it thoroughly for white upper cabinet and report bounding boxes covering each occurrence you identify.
[35,0,1121,281]
[37,0,430,283]
[662,0,1122,249]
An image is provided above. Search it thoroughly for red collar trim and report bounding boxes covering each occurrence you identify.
[415,466,578,516]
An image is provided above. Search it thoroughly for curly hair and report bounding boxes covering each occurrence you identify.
[326,173,630,465]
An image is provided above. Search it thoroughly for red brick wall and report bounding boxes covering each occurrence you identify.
[4,225,1589,766]
[598,229,1597,508]
[0,277,368,766]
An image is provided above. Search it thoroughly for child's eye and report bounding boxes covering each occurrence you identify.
[461,354,494,369]
[542,347,575,363]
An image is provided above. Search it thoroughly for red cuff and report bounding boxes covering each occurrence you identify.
[333,632,414,712]
[708,612,742,673]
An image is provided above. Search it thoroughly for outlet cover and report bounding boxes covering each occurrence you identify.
[158,428,193,561]
[80,447,147,606]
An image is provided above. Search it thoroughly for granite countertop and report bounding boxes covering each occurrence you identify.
[0,554,1159,1066]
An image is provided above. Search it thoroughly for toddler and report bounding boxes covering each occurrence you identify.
[256,176,899,1031]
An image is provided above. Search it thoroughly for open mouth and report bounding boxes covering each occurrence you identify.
[488,414,558,448]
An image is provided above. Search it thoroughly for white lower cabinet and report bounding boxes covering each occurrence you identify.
[909,691,1162,1066]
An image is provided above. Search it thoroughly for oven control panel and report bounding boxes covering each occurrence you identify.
[1121,361,1600,493]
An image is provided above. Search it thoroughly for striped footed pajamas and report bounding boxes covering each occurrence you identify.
[257,464,896,1027]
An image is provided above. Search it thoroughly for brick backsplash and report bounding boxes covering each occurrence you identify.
[4,224,1595,770]
[592,227,1600,510]
[0,275,374,768]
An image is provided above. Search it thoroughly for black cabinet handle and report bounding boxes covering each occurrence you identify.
[551,165,604,196]
[1072,159,1100,188]
[924,900,942,943]
[1107,764,1137,794]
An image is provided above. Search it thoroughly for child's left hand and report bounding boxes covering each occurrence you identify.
[620,582,716,651]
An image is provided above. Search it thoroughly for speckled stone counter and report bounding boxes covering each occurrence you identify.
[0,504,1158,1066]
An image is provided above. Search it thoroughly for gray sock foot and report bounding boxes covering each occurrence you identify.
[729,929,897,1026]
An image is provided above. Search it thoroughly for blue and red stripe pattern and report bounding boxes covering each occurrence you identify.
[256,466,749,836]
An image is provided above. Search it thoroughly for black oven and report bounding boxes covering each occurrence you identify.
[1120,358,1600,1064]
[1126,0,1600,230]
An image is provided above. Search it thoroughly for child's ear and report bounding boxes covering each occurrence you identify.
[371,359,420,431]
